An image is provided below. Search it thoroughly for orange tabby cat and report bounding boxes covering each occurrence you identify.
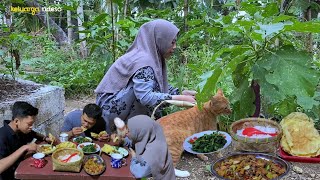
[157,89,232,176]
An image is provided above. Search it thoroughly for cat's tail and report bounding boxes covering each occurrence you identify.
[174,168,190,178]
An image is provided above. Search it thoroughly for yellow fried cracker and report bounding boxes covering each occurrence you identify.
[99,131,107,137]
[81,126,87,132]
[49,133,55,142]
[280,112,320,157]
[91,132,99,139]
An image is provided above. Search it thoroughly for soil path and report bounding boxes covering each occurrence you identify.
[65,96,319,180]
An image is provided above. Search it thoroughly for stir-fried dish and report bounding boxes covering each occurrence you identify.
[215,155,286,180]
[38,145,54,154]
[84,157,105,175]
[81,144,97,153]
[74,136,91,144]
[191,132,226,153]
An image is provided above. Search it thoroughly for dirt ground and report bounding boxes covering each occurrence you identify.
[65,96,319,180]
[0,77,40,101]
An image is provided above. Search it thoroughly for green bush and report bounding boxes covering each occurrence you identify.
[20,37,112,97]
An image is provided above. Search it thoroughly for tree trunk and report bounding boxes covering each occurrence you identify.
[111,0,116,62]
[77,0,88,58]
[123,0,129,17]
[5,4,12,28]
[67,9,73,44]
[306,3,312,52]
[180,0,188,64]
[183,0,188,33]
[58,10,62,28]
[25,1,68,46]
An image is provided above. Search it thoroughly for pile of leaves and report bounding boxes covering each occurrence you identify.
[191,132,227,153]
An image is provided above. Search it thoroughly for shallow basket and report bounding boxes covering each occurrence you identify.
[52,148,84,172]
[230,118,282,153]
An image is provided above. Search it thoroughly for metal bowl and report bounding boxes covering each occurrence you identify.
[83,154,106,176]
[210,152,290,180]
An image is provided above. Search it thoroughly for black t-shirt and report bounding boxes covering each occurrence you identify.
[85,117,106,137]
[0,120,37,180]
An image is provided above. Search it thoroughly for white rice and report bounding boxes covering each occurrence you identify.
[236,125,277,138]
[58,154,81,163]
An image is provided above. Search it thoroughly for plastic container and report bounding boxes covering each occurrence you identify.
[59,133,69,142]
[278,147,320,163]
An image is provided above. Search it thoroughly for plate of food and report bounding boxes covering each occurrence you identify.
[72,136,93,144]
[38,144,56,155]
[101,144,129,157]
[56,141,77,149]
[83,154,106,176]
[77,142,100,154]
[211,153,290,180]
[183,130,232,154]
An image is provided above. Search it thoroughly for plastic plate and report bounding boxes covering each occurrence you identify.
[183,130,232,154]
[77,142,100,154]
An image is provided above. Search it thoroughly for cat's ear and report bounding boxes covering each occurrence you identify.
[217,89,224,96]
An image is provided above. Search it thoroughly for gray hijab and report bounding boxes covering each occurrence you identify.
[128,115,176,180]
[95,19,179,94]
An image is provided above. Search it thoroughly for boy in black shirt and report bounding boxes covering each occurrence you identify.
[0,101,50,180]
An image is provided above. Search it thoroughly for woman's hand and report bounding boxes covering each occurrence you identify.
[129,148,136,158]
[182,90,197,96]
[172,95,196,103]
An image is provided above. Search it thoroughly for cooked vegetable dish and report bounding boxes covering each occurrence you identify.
[74,136,91,143]
[81,144,97,153]
[191,132,226,153]
[215,155,286,180]
[84,157,105,175]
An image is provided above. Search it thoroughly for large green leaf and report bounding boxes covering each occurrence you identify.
[285,21,320,33]
[276,96,298,116]
[261,2,278,17]
[255,46,320,110]
[255,23,285,39]
[253,64,286,104]
[240,2,260,16]
[230,79,255,119]
[196,67,222,106]
[272,15,295,23]
[93,13,108,25]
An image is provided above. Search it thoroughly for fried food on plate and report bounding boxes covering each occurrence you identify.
[280,112,320,157]
[56,141,77,149]
[101,144,117,154]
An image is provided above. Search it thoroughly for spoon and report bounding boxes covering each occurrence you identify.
[61,153,78,163]
[242,127,277,137]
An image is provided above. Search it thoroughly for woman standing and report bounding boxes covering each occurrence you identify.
[95,19,196,133]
